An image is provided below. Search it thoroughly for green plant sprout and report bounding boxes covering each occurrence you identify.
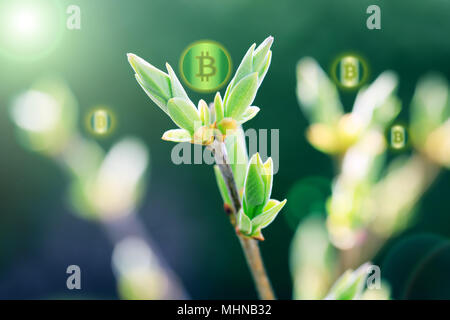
[128,36,286,299]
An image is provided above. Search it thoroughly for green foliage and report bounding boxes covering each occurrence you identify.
[410,74,449,148]
[224,37,273,103]
[128,54,172,115]
[199,99,211,126]
[325,263,370,300]
[225,127,249,190]
[294,56,450,300]
[225,72,258,120]
[167,97,200,134]
[237,106,260,124]
[129,37,284,242]
[296,57,343,126]
[213,126,248,204]
[214,92,225,123]
[237,153,287,239]
[296,58,399,155]
[127,36,273,145]
[290,215,337,300]
[161,129,192,143]
[214,165,231,206]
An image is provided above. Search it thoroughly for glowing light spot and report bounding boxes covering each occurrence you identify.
[0,1,63,61]
[10,90,61,132]
[11,8,39,37]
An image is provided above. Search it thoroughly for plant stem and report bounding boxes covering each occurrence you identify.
[212,140,275,300]
[239,237,276,300]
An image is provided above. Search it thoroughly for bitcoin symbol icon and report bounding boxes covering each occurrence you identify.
[89,109,112,136]
[195,51,216,82]
[95,114,106,132]
[344,63,357,81]
[391,125,406,149]
[332,54,367,89]
[394,132,402,143]
[180,40,232,92]
[339,56,359,87]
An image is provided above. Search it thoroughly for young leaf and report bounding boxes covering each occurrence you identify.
[256,51,272,86]
[214,165,231,206]
[243,156,265,219]
[214,92,224,123]
[167,97,201,134]
[410,74,449,148]
[234,43,256,84]
[198,99,210,126]
[237,106,260,124]
[166,63,190,100]
[224,44,256,105]
[162,129,192,143]
[371,95,401,128]
[238,209,253,235]
[128,53,172,115]
[296,57,343,126]
[352,71,398,129]
[261,157,274,207]
[252,36,273,78]
[425,119,450,167]
[225,127,248,191]
[225,72,258,120]
[251,199,287,231]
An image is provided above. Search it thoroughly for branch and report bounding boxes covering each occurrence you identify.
[212,140,276,300]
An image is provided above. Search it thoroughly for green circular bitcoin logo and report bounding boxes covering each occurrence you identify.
[86,107,116,137]
[330,53,369,90]
[179,40,232,93]
[386,123,410,152]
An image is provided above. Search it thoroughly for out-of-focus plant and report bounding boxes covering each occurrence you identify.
[9,77,186,299]
[127,36,286,299]
[324,263,370,300]
[290,215,337,299]
[290,57,450,299]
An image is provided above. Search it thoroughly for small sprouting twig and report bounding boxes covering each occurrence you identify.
[127,36,282,300]
[212,140,275,300]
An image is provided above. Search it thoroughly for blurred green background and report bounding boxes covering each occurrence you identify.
[0,0,449,299]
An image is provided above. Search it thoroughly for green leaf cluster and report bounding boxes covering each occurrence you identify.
[296,58,400,155]
[127,36,273,145]
[237,153,286,240]
[213,127,249,208]
[129,37,285,240]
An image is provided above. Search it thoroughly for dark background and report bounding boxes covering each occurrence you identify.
[0,0,449,299]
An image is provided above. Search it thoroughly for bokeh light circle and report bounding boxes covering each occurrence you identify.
[0,0,64,61]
